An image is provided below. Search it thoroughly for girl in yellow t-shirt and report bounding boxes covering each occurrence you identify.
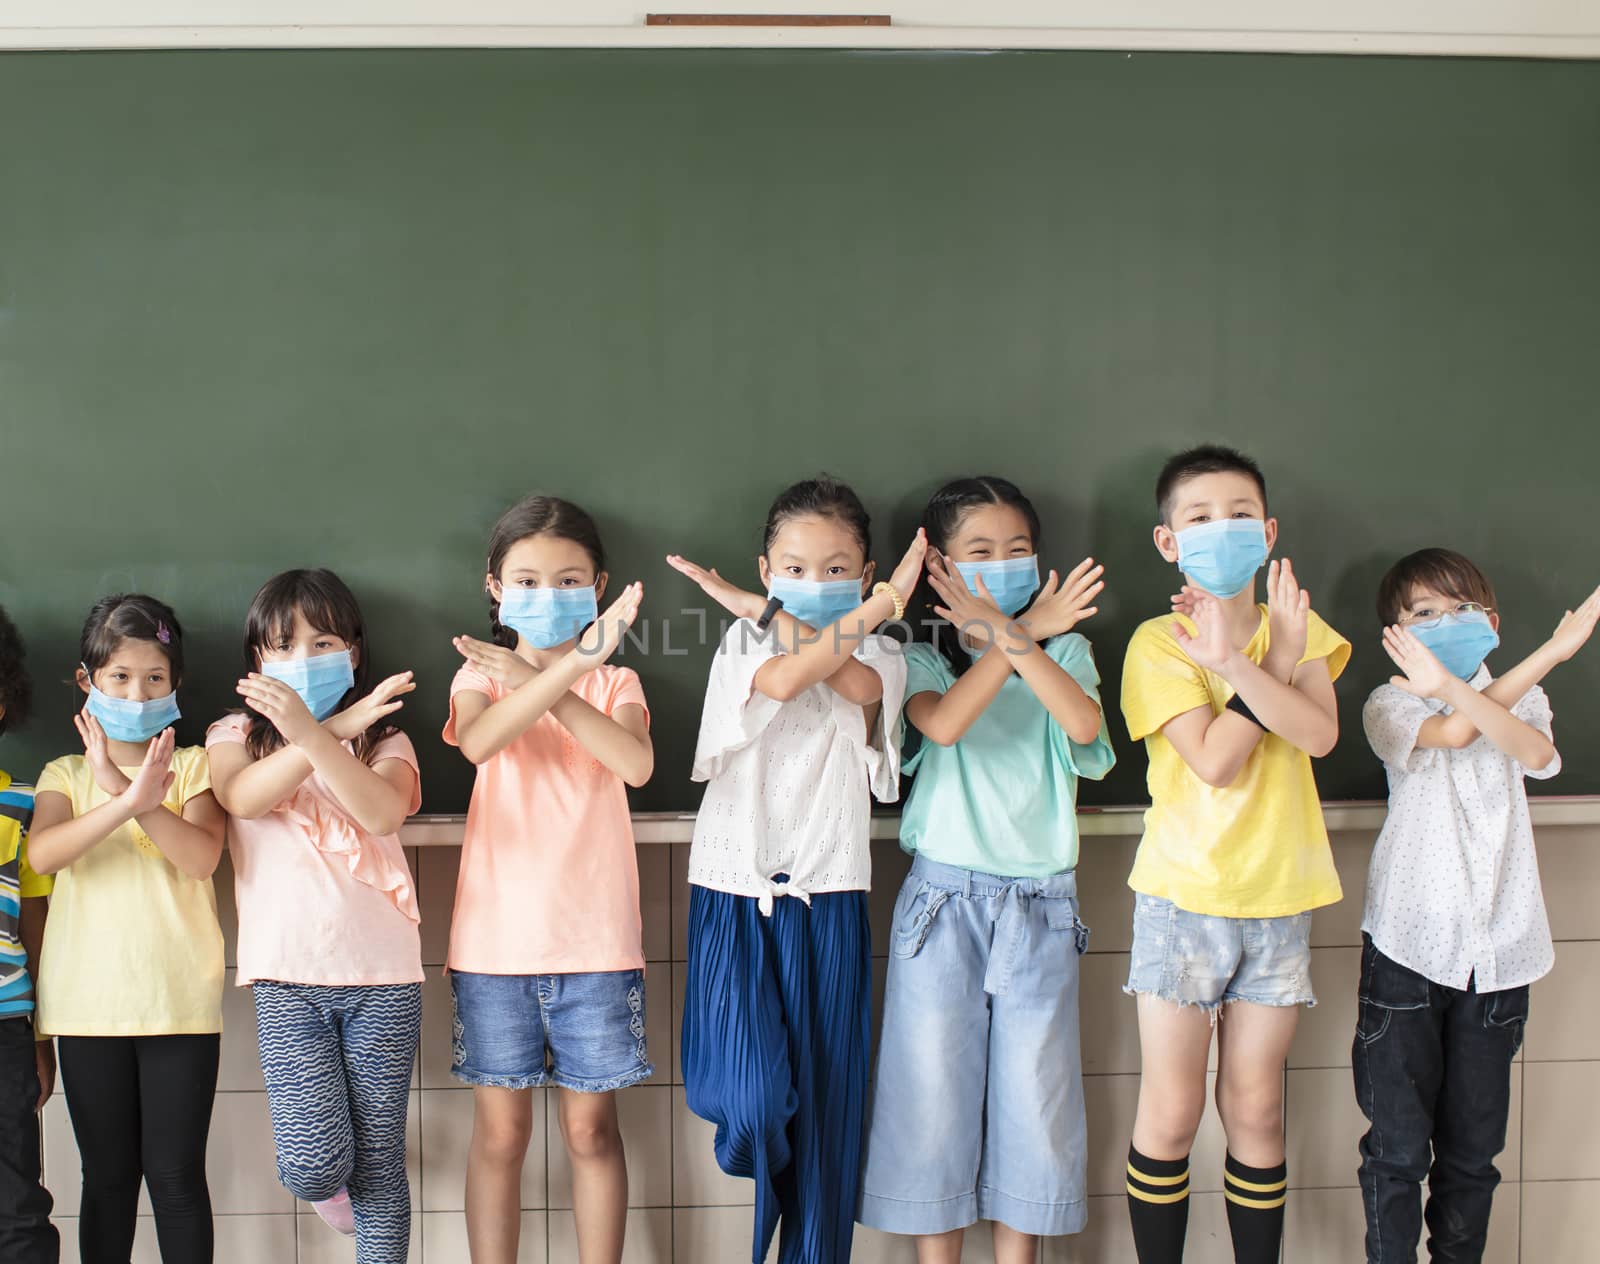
[28,594,227,1264]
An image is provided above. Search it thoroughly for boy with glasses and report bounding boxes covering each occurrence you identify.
[1358,547,1600,1262]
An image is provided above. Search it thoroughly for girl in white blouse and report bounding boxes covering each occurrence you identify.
[668,475,924,1264]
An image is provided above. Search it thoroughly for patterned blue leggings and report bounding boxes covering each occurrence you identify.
[252,982,421,1264]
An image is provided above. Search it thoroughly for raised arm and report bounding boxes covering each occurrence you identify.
[912,555,1107,747]
[450,656,573,765]
[208,738,316,820]
[450,584,650,782]
[755,533,925,703]
[667,531,927,705]
[549,589,653,786]
[1009,558,1108,745]
[222,671,416,836]
[1160,702,1269,790]
[1174,564,1338,759]
[210,671,415,820]
[1157,590,1277,787]
[28,728,182,875]
[1384,626,1556,770]
[550,697,654,786]
[1403,586,1600,756]
[56,715,226,879]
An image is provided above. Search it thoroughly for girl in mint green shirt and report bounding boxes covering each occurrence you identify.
[858,475,1114,1262]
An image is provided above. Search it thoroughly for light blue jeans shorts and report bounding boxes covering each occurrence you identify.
[1123,893,1316,1014]
[859,856,1092,1237]
[449,968,653,1092]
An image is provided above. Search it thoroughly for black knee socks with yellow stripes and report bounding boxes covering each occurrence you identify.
[1127,1145,1189,1262]
[1128,1147,1287,1264]
[1223,1152,1287,1263]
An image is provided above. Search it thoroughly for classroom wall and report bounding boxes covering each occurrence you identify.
[11,12,1598,1261]
[37,820,1600,1262]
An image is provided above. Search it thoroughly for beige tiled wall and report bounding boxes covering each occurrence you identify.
[40,825,1600,1261]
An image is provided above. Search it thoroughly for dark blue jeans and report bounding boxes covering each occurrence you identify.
[0,1018,58,1264]
[1352,936,1526,1264]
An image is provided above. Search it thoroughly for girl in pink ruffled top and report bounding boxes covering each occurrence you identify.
[207,568,422,1263]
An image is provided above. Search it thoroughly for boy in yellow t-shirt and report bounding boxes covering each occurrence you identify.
[1119,446,1349,1264]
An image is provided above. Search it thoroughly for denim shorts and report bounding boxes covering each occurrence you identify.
[859,856,1091,1237]
[1123,893,1315,1014]
[449,968,653,1092]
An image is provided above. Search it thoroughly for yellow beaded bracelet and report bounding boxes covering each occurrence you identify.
[872,581,906,621]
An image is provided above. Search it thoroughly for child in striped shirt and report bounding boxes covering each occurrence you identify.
[0,604,57,1264]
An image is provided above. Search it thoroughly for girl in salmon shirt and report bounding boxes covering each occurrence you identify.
[206,569,422,1263]
[445,495,651,1264]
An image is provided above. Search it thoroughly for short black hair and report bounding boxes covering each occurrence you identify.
[1376,548,1497,627]
[762,475,872,561]
[0,606,31,737]
[1155,445,1268,525]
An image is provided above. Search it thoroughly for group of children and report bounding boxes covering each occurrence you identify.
[0,444,1590,1264]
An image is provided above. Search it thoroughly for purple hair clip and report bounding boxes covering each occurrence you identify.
[156,621,172,645]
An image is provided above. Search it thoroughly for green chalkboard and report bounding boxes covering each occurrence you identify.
[2,48,1597,812]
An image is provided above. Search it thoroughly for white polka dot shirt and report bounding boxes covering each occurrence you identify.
[1361,668,1560,992]
[688,618,907,913]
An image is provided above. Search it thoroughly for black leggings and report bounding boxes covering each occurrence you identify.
[58,1034,220,1264]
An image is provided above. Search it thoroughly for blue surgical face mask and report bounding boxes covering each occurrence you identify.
[261,649,356,722]
[498,585,598,649]
[1411,610,1500,681]
[952,555,1040,618]
[83,670,181,744]
[768,576,865,632]
[1175,519,1270,599]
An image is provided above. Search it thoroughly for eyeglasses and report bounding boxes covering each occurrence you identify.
[1399,601,1494,631]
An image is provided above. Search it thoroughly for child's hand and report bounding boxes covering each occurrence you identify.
[1022,557,1105,640]
[925,552,1005,650]
[1172,591,1236,674]
[1264,559,1311,675]
[74,711,132,798]
[666,555,764,622]
[236,673,322,746]
[453,635,536,689]
[118,728,176,817]
[326,671,416,741]
[886,529,929,610]
[576,581,644,668]
[1545,585,1600,663]
[34,1040,54,1112]
[1383,625,1455,700]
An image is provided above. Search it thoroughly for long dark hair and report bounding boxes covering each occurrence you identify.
[484,496,607,649]
[761,475,872,562]
[919,476,1042,677]
[241,568,392,763]
[77,593,184,695]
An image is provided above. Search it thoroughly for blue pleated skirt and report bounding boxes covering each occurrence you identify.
[680,884,872,1264]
